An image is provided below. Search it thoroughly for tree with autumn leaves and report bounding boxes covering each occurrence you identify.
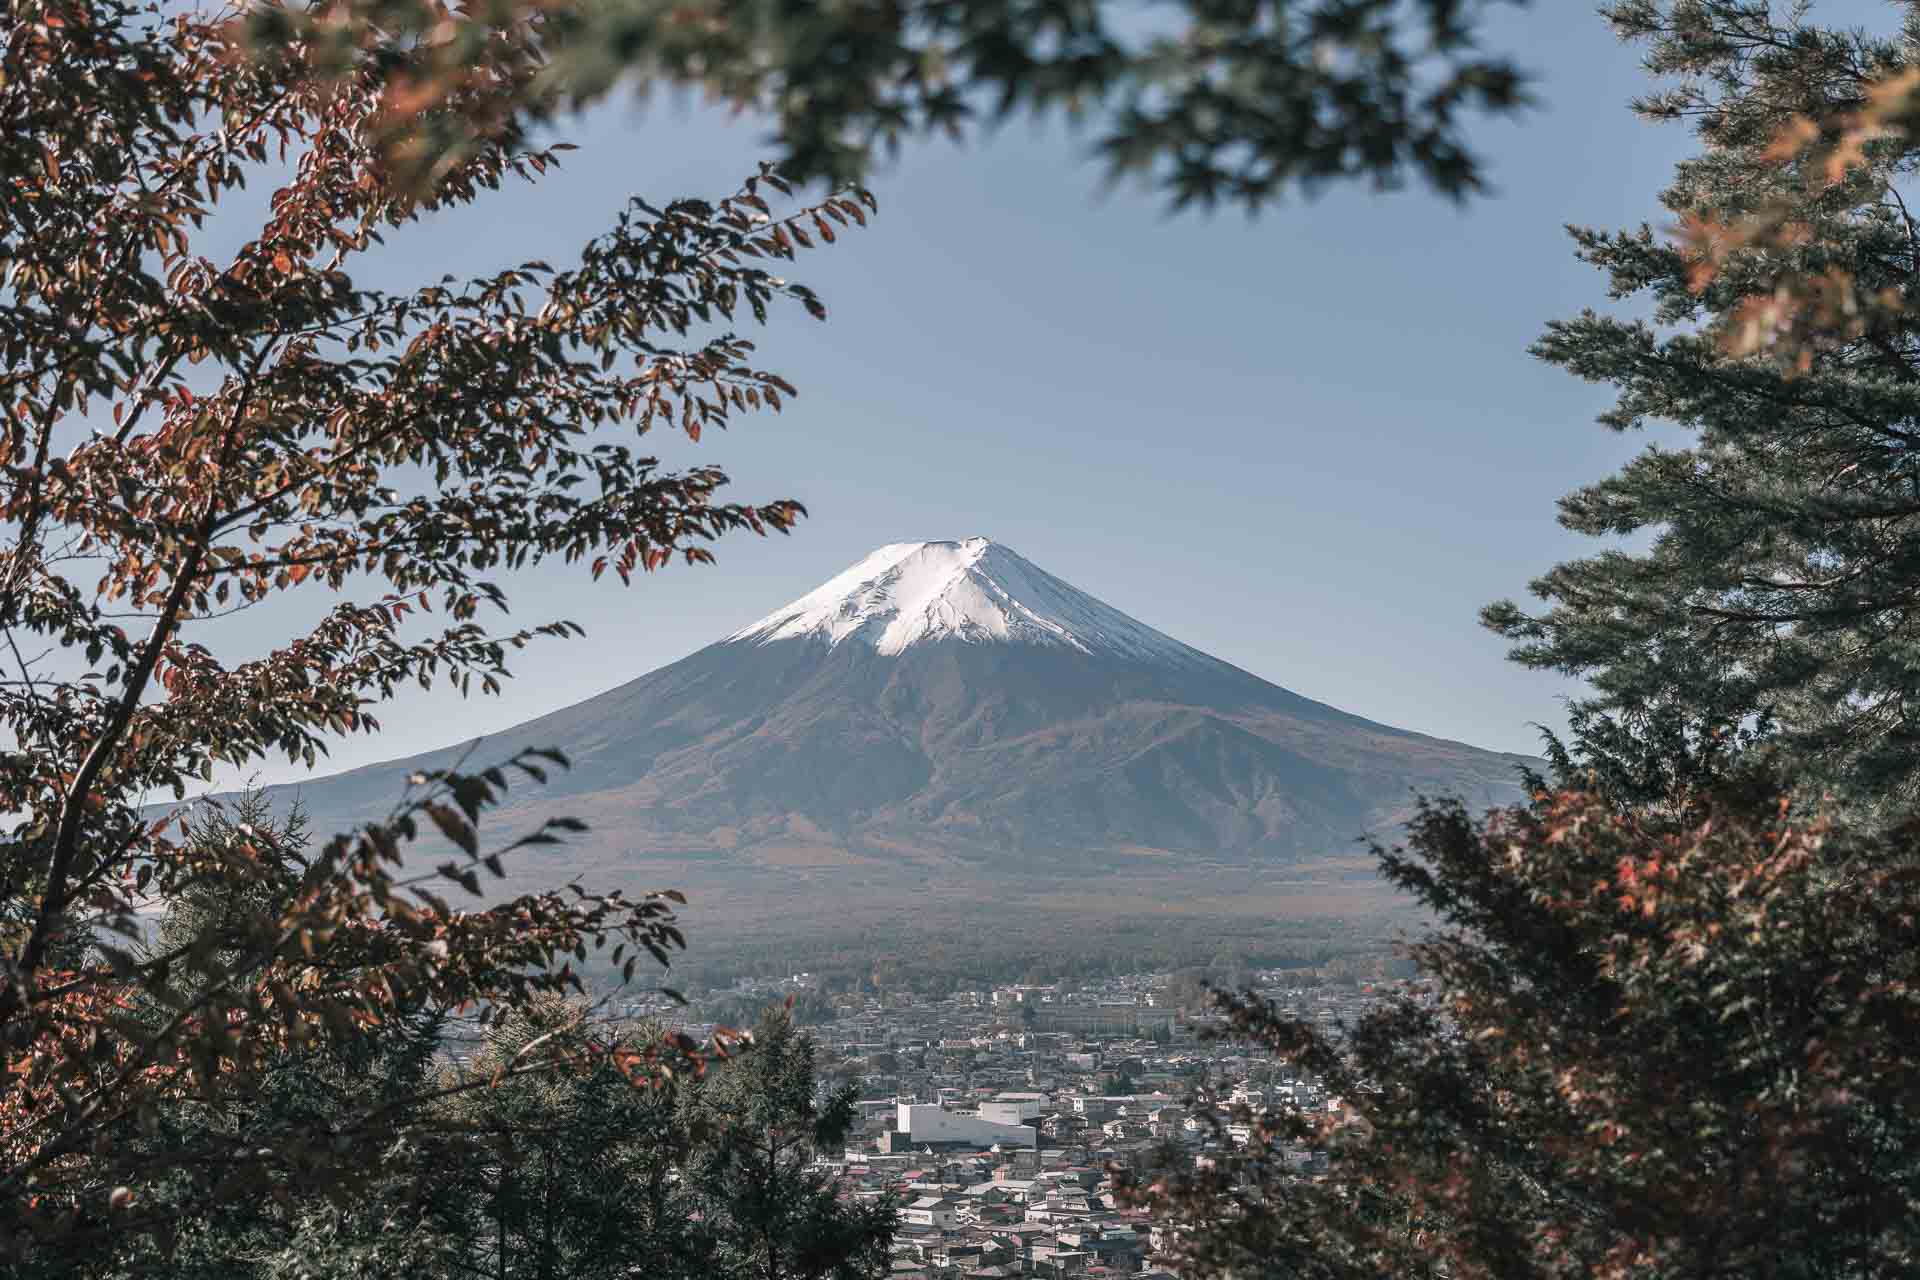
[0,0,878,1262]
[1136,780,1920,1280]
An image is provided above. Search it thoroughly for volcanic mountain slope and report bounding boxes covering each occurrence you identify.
[270,539,1533,918]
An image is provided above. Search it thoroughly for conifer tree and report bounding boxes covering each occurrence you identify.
[415,1003,888,1280]
[1484,2,1920,802]
[679,1008,896,1280]
[451,999,696,1280]
[72,802,473,1279]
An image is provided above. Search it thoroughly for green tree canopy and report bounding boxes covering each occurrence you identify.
[253,0,1534,211]
[447,1000,701,1280]
[1484,1,1920,802]
[679,1008,896,1280]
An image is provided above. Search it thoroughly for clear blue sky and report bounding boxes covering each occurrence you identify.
[234,6,1731,786]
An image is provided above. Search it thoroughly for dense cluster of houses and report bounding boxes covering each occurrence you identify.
[727,972,1402,1278]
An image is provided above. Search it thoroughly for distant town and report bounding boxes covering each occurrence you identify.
[616,970,1411,1279]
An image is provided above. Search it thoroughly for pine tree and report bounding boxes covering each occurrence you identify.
[1483,2,1920,802]
[109,1007,469,1280]
[451,999,695,1280]
[679,1009,896,1280]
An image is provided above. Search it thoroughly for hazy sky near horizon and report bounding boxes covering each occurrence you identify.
[223,4,1773,789]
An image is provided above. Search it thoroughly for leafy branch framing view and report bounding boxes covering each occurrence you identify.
[11,0,1920,1277]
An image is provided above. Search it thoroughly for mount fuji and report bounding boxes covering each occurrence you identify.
[261,538,1533,944]
[727,537,1206,663]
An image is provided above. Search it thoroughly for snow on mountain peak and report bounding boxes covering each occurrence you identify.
[726,538,1202,663]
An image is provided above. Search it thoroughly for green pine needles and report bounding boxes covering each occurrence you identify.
[1487,2,1920,805]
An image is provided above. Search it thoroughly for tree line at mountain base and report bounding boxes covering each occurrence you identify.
[604,912,1419,1004]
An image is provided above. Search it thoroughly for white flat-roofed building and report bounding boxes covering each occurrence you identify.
[896,1103,1038,1149]
[901,1196,962,1230]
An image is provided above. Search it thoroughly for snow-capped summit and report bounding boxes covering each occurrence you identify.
[727,537,1200,664]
